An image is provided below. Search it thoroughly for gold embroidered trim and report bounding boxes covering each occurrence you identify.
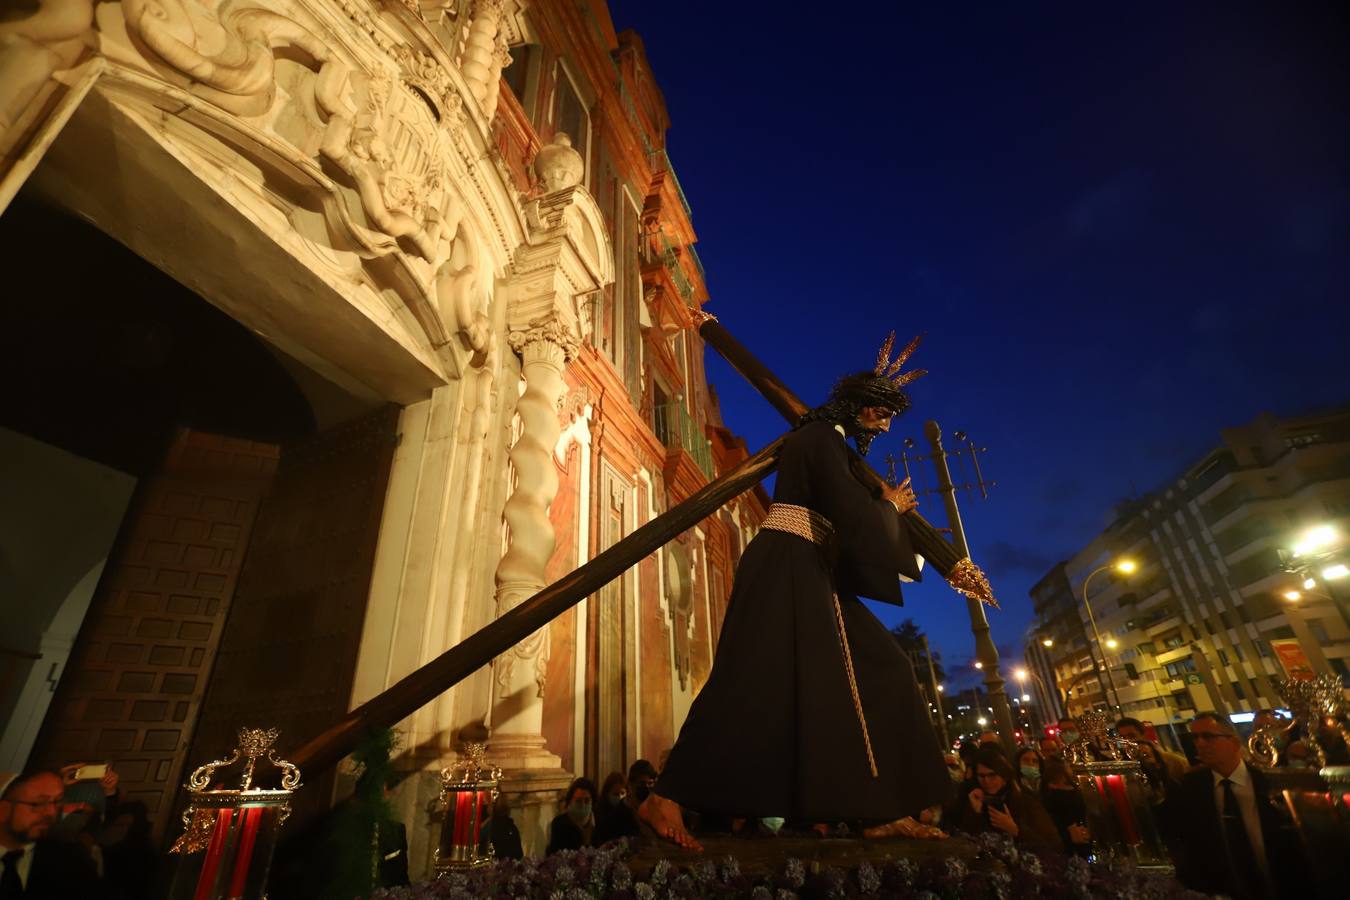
[949,557,998,608]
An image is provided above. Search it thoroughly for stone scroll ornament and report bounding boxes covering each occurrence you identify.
[688,309,998,608]
[116,1,485,351]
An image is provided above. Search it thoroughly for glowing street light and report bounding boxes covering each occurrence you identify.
[1292,525,1338,557]
[1014,667,1028,680]
[1041,637,1054,648]
[1081,558,1133,710]
[974,661,984,670]
[1303,577,1317,590]
[1283,590,1303,602]
[936,684,944,693]
[1323,564,1349,581]
[1022,693,1031,702]
[977,717,988,726]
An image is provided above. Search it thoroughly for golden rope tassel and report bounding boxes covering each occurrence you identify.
[832,593,879,778]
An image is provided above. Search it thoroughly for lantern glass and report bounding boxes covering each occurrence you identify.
[167,728,300,900]
[435,744,501,870]
[1073,759,1171,872]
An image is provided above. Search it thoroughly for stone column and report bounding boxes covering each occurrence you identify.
[489,321,577,767]
[485,136,611,855]
[460,0,503,112]
[483,31,512,122]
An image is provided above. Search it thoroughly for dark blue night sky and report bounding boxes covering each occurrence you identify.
[607,2,1350,689]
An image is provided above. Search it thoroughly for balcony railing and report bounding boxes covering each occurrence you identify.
[649,149,693,220]
[654,402,714,480]
[661,237,694,302]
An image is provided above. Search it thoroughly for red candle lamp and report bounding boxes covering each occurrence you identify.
[435,739,501,870]
[167,727,301,900]
[1072,758,1171,872]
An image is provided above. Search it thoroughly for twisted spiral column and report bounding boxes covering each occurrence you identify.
[488,323,577,765]
[460,0,503,111]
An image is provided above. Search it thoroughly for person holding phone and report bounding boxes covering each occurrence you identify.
[948,746,1062,853]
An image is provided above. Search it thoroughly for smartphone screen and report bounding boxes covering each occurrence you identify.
[74,763,108,781]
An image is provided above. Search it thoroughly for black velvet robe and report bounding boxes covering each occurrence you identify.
[656,420,950,821]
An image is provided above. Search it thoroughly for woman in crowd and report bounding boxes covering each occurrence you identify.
[1132,739,1180,804]
[592,772,640,845]
[1015,747,1043,792]
[546,777,597,855]
[1039,756,1091,857]
[948,746,1062,853]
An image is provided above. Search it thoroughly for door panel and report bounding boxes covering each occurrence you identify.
[184,406,399,824]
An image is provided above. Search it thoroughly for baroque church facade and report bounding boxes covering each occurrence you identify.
[0,0,766,871]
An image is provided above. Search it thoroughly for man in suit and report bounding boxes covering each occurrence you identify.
[1,770,101,898]
[1164,713,1306,900]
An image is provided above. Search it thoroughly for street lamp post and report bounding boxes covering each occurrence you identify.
[1281,524,1350,632]
[1015,667,1051,735]
[1081,560,1133,713]
[922,635,951,748]
[925,420,1017,752]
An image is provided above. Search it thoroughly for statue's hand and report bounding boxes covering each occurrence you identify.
[882,477,917,515]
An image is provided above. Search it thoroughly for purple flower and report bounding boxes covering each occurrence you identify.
[651,858,672,888]
[634,883,656,900]
[783,857,805,888]
[611,862,632,891]
[720,856,741,882]
[692,859,717,885]
[856,860,881,895]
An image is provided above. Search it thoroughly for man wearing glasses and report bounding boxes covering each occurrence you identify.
[1163,713,1305,900]
[0,770,99,897]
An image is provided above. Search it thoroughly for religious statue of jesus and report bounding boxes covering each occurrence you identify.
[639,333,951,849]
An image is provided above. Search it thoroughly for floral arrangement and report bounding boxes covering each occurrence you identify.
[372,833,1205,900]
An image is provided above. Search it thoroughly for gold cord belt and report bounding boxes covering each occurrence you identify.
[761,502,834,545]
[761,503,878,778]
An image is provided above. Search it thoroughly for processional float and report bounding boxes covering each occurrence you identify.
[1247,674,1350,895]
[168,316,998,897]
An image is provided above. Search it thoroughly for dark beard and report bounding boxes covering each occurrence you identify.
[853,426,884,456]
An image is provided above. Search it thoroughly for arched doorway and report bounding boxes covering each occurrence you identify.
[1,191,397,838]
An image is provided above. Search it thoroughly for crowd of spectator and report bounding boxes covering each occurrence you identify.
[4,707,1338,898]
[1,764,154,898]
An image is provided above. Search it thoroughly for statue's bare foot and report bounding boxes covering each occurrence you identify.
[638,793,703,851]
[862,816,948,840]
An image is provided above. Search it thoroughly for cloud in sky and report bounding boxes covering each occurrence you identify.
[978,540,1058,579]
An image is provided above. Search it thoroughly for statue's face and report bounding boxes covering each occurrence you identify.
[856,406,894,434]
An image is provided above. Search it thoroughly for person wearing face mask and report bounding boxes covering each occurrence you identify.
[948,747,1062,854]
[626,760,658,808]
[1015,748,1043,792]
[592,773,640,845]
[546,778,597,855]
